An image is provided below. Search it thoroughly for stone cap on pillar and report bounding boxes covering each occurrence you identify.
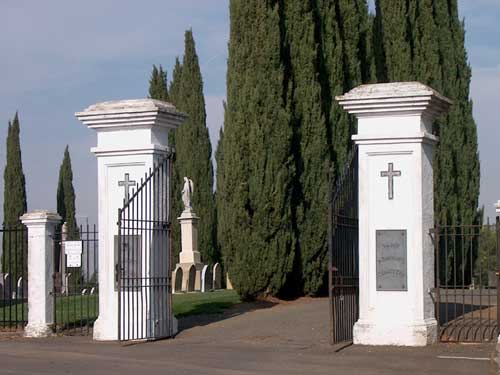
[20,210,62,225]
[335,82,452,119]
[336,82,452,142]
[75,99,187,156]
[495,201,500,214]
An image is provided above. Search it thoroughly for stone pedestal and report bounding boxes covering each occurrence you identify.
[21,211,62,338]
[336,82,452,346]
[76,99,185,340]
[176,209,203,291]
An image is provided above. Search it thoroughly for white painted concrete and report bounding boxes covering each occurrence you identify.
[336,82,452,346]
[76,99,186,340]
[21,210,62,338]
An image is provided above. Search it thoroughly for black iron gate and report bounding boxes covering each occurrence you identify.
[53,223,98,335]
[117,154,173,341]
[0,224,27,330]
[432,218,500,342]
[328,147,359,345]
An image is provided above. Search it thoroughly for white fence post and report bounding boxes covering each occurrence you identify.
[21,210,61,337]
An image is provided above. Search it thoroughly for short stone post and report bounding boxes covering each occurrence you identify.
[21,210,61,337]
[336,82,452,346]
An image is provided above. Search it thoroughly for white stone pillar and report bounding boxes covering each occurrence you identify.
[21,210,62,337]
[336,82,452,346]
[76,99,185,340]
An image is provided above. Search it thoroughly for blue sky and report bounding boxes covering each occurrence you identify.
[0,0,498,226]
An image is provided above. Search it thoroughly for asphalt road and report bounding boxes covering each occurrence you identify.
[0,298,495,374]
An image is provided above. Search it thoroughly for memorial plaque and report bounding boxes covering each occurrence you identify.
[376,230,407,291]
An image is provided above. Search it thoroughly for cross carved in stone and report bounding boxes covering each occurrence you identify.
[118,173,136,201]
[380,163,401,200]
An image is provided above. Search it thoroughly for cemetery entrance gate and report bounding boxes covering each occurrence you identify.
[117,155,173,341]
[328,146,359,345]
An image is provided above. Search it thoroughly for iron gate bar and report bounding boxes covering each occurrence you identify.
[118,153,173,342]
[329,146,359,346]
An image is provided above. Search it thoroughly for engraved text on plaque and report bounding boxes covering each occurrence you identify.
[376,230,407,291]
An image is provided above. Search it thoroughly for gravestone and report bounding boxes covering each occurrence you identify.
[17,276,27,300]
[201,265,213,293]
[173,266,183,294]
[226,273,233,290]
[213,263,222,290]
[187,265,196,292]
[90,287,96,295]
[336,82,452,346]
[3,274,12,300]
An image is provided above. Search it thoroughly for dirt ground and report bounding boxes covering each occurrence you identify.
[0,298,495,374]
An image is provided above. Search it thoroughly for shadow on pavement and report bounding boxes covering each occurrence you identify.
[178,300,277,332]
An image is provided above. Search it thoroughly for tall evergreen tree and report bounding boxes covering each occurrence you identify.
[2,113,27,275]
[170,30,218,265]
[169,58,183,106]
[374,0,480,282]
[221,0,296,300]
[148,65,169,101]
[283,0,329,295]
[215,126,225,258]
[57,146,78,238]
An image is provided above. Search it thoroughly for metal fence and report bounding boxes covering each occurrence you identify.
[432,218,499,342]
[53,224,98,335]
[0,224,28,330]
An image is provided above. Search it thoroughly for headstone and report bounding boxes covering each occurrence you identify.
[336,82,451,346]
[213,263,222,290]
[81,288,87,295]
[3,274,12,300]
[90,287,96,295]
[17,276,27,300]
[226,273,233,290]
[201,265,213,293]
[64,273,71,296]
[173,266,183,293]
[187,265,196,292]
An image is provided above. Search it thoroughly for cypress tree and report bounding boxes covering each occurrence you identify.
[221,0,296,300]
[215,126,225,257]
[148,65,169,101]
[171,30,218,265]
[2,113,27,276]
[317,0,372,170]
[169,58,183,106]
[57,146,78,239]
[283,0,329,295]
[374,0,480,283]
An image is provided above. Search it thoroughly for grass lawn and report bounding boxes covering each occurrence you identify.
[173,290,241,319]
[0,290,241,328]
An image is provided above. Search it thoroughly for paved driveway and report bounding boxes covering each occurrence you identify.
[0,298,494,374]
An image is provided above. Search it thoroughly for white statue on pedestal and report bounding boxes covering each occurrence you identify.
[182,177,194,211]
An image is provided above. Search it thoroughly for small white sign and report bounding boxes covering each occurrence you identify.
[65,241,82,268]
